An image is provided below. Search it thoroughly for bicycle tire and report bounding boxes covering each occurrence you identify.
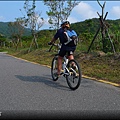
[66,59,81,90]
[51,55,59,81]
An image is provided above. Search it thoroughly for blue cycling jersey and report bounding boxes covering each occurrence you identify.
[54,28,65,44]
[54,27,76,57]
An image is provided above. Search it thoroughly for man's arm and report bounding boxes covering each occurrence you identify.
[48,37,57,45]
[51,37,56,43]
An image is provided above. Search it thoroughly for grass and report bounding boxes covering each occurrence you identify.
[6,47,120,84]
[75,52,120,84]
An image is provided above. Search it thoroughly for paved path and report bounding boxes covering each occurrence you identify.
[0,53,120,119]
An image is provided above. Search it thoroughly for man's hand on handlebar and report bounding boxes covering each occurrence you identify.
[48,42,53,45]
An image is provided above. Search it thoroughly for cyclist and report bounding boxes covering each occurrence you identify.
[48,21,77,77]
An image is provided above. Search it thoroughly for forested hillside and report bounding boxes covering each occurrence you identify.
[70,18,120,35]
[0,22,31,37]
[0,18,120,37]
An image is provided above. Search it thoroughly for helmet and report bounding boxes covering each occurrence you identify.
[61,21,70,27]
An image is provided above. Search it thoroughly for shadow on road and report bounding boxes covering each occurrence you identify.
[15,75,71,91]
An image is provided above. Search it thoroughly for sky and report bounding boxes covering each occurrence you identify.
[0,1,120,30]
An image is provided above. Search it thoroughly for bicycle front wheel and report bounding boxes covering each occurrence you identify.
[66,59,81,90]
[51,56,59,81]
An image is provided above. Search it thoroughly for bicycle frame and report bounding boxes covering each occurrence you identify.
[49,43,77,76]
[61,55,78,78]
[62,55,68,73]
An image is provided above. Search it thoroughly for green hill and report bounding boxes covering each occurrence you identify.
[0,18,120,38]
[70,18,120,35]
[0,22,31,37]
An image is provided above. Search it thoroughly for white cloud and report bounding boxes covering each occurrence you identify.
[0,16,5,21]
[73,2,98,20]
[68,16,79,24]
[111,6,120,18]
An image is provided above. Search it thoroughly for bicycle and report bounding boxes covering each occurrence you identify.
[48,42,82,90]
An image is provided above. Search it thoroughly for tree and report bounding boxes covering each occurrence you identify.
[8,18,25,50]
[98,1,115,53]
[21,0,44,52]
[0,34,6,47]
[87,0,116,54]
[44,0,80,29]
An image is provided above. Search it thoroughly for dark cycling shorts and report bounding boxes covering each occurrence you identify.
[58,45,76,57]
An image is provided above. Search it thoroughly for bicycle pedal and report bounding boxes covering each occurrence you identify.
[63,74,66,77]
[60,72,63,75]
[61,69,64,72]
[64,73,69,76]
[74,73,79,78]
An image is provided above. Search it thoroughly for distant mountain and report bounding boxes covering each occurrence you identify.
[0,18,120,37]
[0,22,31,37]
[70,18,120,35]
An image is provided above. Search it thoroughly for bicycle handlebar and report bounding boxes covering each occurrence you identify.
[48,42,61,52]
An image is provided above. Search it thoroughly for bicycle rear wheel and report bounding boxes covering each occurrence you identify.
[66,59,81,90]
[51,56,59,81]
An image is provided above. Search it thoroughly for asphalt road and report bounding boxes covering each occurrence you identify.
[0,52,120,119]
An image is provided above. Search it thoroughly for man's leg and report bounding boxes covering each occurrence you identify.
[68,50,74,60]
[57,56,63,75]
[57,47,65,76]
[68,54,74,60]
[68,51,76,69]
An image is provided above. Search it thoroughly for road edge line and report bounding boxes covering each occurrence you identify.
[7,53,120,87]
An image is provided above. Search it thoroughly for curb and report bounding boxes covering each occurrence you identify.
[0,52,8,53]
[82,75,120,87]
[6,53,120,88]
